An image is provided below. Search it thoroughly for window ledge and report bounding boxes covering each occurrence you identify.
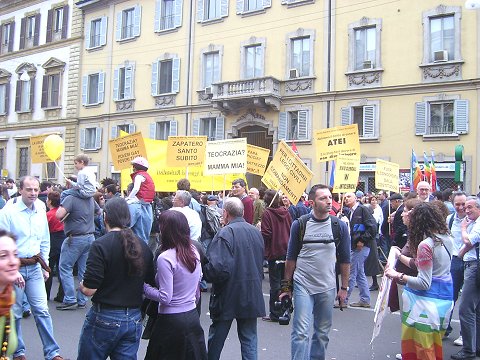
[283,139,312,145]
[422,133,460,141]
[419,60,464,68]
[282,0,315,8]
[43,106,62,110]
[238,8,266,17]
[15,110,32,114]
[87,45,105,52]
[81,148,101,152]
[199,18,225,26]
[359,137,379,143]
[345,68,384,76]
[84,102,103,108]
[117,36,138,44]
[154,27,179,35]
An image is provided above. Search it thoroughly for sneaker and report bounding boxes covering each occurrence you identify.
[369,285,379,291]
[454,335,463,346]
[56,302,78,311]
[450,350,475,360]
[77,303,86,309]
[350,301,370,308]
[395,354,402,360]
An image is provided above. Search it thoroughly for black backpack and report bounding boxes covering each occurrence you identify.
[297,214,342,258]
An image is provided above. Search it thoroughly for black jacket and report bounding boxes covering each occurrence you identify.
[204,217,266,321]
[349,203,377,249]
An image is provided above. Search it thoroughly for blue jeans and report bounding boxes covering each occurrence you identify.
[208,318,258,360]
[128,202,153,243]
[446,255,464,334]
[459,262,480,355]
[78,305,143,359]
[14,264,60,359]
[346,246,370,304]
[59,234,94,305]
[291,282,336,360]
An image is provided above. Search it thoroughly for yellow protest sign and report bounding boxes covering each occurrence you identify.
[204,138,247,175]
[375,159,400,193]
[314,124,360,162]
[261,141,313,204]
[109,132,147,170]
[332,156,360,193]
[30,134,53,163]
[247,144,270,176]
[166,136,207,167]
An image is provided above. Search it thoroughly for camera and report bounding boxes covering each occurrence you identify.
[274,295,294,325]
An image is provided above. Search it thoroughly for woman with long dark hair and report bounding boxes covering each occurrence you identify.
[385,202,453,360]
[143,210,207,360]
[77,197,154,359]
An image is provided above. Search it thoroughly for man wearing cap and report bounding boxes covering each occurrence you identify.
[127,156,155,243]
[207,195,222,216]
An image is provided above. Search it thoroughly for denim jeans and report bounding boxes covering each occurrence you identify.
[59,234,94,305]
[446,255,464,334]
[291,282,336,360]
[78,305,143,359]
[14,264,60,359]
[208,318,258,360]
[458,262,480,355]
[346,246,370,304]
[128,202,153,243]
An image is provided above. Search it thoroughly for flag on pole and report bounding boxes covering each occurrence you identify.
[430,150,439,192]
[423,151,431,183]
[291,141,299,157]
[411,149,422,191]
[329,160,336,188]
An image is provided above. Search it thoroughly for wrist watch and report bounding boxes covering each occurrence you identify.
[340,286,349,291]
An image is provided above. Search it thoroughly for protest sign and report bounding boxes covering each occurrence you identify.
[375,159,400,193]
[204,138,247,175]
[109,132,147,170]
[314,124,360,162]
[261,141,313,204]
[30,134,52,163]
[166,136,207,167]
[247,144,270,176]
[332,156,360,193]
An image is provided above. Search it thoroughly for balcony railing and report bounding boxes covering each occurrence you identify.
[214,77,280,98]
[427,123,454,135]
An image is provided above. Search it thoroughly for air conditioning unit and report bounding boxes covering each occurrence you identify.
[433,50,448,63]
[204,86,212,95]
[289,68,299,79]
[363,60,373,69]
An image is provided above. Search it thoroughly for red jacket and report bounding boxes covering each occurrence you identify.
[130,170,155,203]
[241,195,254,224]
[261,206,292,260]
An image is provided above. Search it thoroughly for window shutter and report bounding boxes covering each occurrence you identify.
[111,126,118,139]
[297,110,308,140]
[95,127,103,149]
[98,72,105,103]
[128,124,136,133]
[29,79,34,111]
[125,65,133,99]
[174,0,183,28]
[169,120,178,136]
[41,75,48,108]
[341,107,351,126]
[85,20,91,48]
[172,58,180,93]
[4,83,9,115]
[149,123,157,139]
[8,22,15,52]
[80,128,86,150]
[113,68,119,100]
[215,117,225,140]
[0,25,3,53]
[151,61,159,96]
[62,5,69,39]
[33,14,40,46]
[15,81,21,112]
[263,0,272,8]
[192,119,200,136]
[236,0,244,14]
[154,0,161,31]
[100,17,107,46]
[363,105,375,138]
[19,18,26,50]
[197,0,204,22]
[82,75,88,105]
[115,11,122,40]
[454,99,469,134]
[415,102,427,135]
[46,9,53,43]
[278,112,287,140]
[133,5,141,37]
[220,0,229,17]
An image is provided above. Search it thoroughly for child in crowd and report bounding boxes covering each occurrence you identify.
[60,154,97,203]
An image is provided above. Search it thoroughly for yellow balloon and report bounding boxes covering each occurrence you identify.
[43,134,64,161]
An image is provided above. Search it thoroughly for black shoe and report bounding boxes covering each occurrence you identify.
[53,296,63,303]
[450,350,475,360]
[22,310,31,318]
[56,302,78,311]
[369,285,379,291]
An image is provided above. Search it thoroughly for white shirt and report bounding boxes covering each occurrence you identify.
[463,217,480,262]
[170,206,202,241]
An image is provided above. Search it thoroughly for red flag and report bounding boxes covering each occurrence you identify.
[291,141,299,157]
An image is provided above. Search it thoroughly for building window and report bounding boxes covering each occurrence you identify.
[415,99,469,136]
[27,16,35,40]
[278,109,310,141]
[82,72,105,106]
[46,162,56,179]
[0,22,15,54]
[347,18,382,76]
[111,124,136,139]
[198,0,228,22]
[244,45,263,78]
[354,27,375,70]
[86,17,107,49]
[116,5,141,41]
[286,30,315,79]
[236,0,271,14]
[18,147,28,178]
[155,0,182,31]
[150,120,178,140]
[151,58,180,95]
[47,5,68,42]
[341,102,379,140]
[192,117,224,140]
[80,127,102,150]
[0,83,8,115]
[20,14,40,49]
[41,73,61,108]
[113,64,135,101]
[15,78,33,113]
[54,7,64,33]
[203,52,220,88]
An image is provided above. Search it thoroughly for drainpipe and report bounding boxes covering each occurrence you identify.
[185,0,195,135]
[325,0,332,182]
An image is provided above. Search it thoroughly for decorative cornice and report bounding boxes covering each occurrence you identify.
[154,95,176,108]
[346,70,382,87]
[116,100,135,112]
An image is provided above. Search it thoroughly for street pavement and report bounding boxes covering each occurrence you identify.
[20,275,463,360]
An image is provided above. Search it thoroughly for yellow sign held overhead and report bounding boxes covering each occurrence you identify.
[30,134,52,164]
[109,132,147,170]
[261,141,313,204]
[375,159,400,193]
[246,144,270,176]
[204,138,247,175]
[166,136,207,167]
[332,156,360,193]
[314,124,360,163]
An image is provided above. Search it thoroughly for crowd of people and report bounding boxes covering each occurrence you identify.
[1,154,480,360]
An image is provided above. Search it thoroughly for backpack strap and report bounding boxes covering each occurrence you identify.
[448,214,455,231]
[298,214,340,247]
